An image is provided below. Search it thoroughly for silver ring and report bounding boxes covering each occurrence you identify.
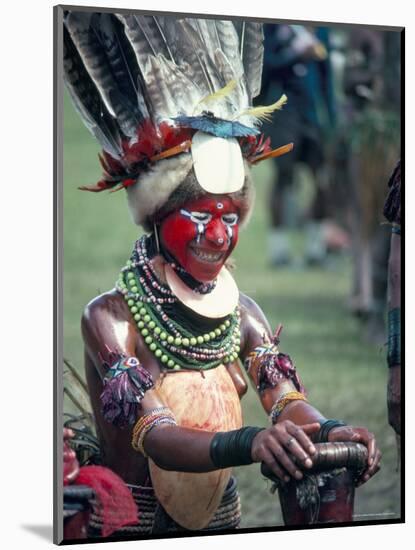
[286,437,295,447]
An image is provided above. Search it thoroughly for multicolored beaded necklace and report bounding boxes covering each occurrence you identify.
[115,236,241,371]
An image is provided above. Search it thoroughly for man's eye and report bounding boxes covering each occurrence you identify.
[190,212,212,224]
[222,213,239,226]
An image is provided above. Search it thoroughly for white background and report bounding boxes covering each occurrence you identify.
[0,0,411,548]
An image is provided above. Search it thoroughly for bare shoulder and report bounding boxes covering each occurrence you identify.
[81,289,134,350]
[239,292,271,329]
[82,289,130,327]
[238,292,272,356]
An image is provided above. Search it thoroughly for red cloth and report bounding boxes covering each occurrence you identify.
[75,465,139,537]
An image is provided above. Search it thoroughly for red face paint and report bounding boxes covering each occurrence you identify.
[159,196,240,282]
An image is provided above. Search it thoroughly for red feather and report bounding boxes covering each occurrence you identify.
[82,119,194,193]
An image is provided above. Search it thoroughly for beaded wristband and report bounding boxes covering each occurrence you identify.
[269,391,307,424]
[134,417,177,457]
[387,308,401,367]
[131,407,173,441]
[132,408,177,456]
[316,419,346,442]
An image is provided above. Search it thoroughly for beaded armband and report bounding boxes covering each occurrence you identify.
[269,391,308,424]
[244,326,305,395]
[99,347,154,428]
[131,407,177,456]
[387,308,401,367]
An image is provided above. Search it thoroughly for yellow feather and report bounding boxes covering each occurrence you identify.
[196,79,238,108]
[238,94,288,122]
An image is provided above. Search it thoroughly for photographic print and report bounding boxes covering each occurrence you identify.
[54,4,403,543]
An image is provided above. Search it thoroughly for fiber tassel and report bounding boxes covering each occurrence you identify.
[100,356,154,427]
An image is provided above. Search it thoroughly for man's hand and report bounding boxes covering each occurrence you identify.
[251,420,320,483]
[328,425,381,486]
[63,428,80,485]
[387,365,401,435]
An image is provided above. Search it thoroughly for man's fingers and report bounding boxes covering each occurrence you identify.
[367,435,376,466]
[366,448,382,477]
[261,449,290,483]
[268,440,303,480]
[287,423,316,456]
[281,435,313,468]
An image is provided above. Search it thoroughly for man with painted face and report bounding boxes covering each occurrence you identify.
[65,11,381,537]
[81,172,381,534]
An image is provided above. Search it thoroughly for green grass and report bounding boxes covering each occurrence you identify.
[63,91,400,529]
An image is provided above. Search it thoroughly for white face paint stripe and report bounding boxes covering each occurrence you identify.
[180,207,237,245]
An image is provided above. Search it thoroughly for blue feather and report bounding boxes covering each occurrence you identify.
[172,114,259,138]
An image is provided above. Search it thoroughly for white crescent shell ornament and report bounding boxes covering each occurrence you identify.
[191,131,245,194]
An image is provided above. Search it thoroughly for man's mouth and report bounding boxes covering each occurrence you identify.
[190,247,225,263]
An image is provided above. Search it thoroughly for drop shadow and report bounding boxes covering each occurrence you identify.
[21,524,53,542]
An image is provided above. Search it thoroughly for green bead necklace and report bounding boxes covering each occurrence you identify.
[116,241,241,372]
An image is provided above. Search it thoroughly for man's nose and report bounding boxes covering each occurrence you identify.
[204,219,228,247]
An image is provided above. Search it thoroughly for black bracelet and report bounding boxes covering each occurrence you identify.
[387,308,401,367]
[316,419,346,442]
[209,427,265,469]
[391,225,401,236]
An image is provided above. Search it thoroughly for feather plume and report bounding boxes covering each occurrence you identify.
[64,10,269,211]
[160,19,211,97]
[134,15,174,60]
[238,94,288,123]
[178,20,223,94]
[197,78,237,108]
[157,56,201,115]
[65,12,139,137]
[214,49,249,117]
[142,55,178,119]
[239,22,264,100]
[97,14,148,121]
[214,20,244,76]
[63,25,122,158]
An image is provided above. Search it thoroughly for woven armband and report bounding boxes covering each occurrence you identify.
[244,335,305,395]
[210,427,265,469]
[387,308,401,367]
[99,347,154,428]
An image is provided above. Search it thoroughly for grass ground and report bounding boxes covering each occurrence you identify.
[63,91,400,529]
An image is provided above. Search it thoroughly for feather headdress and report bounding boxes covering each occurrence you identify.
[64,10,291,226]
